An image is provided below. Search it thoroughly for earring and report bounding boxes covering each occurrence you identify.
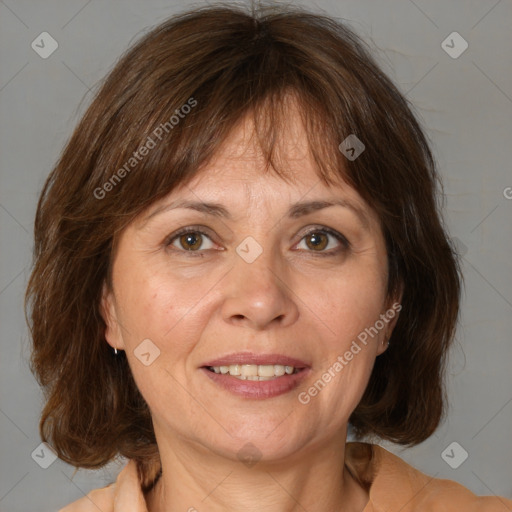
[114,346,118,355]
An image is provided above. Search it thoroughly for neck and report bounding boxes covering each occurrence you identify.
[145,435,369,512]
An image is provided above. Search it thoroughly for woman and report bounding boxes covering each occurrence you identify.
[25,3,511,511]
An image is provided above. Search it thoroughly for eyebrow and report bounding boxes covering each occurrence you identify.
[140,198,370,229]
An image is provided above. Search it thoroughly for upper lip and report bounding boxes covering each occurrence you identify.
[202,352,310,368]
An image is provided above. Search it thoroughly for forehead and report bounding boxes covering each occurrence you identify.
[184,103,334,193]
[181,107,367,215]
[131,95,382,235]
[134,112,379,236]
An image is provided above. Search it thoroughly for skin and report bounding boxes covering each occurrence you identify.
[101,101,401,512]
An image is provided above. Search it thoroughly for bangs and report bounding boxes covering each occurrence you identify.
[97,71,349,232]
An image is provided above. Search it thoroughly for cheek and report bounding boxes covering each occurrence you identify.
[303,265,387,348]
[306,264,387,416]
[115,258,204,342]
[122,274,224,382]
[136,285,196,348]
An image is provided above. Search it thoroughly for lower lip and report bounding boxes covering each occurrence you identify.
[201,367,310,399]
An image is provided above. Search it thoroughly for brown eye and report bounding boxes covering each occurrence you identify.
[167,229,215,253]
[305,232,328,251]
[296,227,350,255]
[179,232,203,251]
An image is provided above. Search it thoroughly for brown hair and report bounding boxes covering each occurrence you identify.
[25,2,461,490]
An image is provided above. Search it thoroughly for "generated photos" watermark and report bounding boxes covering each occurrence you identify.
[298,302,402,404]
[93,97,197,199]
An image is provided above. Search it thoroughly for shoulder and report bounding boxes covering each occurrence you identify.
[58,460,147,512]
[346,442,512,512]
[58,482,116,512]
[408,473,512,511]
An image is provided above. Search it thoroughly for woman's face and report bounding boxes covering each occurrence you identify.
[102,106,399,463]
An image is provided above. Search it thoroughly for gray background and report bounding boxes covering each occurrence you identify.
[1,0,511,510]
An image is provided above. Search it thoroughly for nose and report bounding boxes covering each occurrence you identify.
[220,246,299,330]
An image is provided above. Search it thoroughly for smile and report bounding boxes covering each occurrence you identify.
[206,364,299,380]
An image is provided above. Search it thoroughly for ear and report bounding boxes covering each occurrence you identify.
[377,283,404,355]
[100,282,125,351]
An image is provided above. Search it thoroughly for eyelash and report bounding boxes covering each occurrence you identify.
[165,225,350,257]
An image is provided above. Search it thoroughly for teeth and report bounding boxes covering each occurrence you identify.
[209,364,298,379]
[229,364,241,375]
[241,365,258,377]
[274,365,286,377]
[258,365,275,377]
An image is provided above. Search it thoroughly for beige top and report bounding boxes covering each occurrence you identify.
[59,442,512,511]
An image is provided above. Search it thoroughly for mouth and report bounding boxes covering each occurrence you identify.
[205,364,300,380]
[200,353,310,399]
